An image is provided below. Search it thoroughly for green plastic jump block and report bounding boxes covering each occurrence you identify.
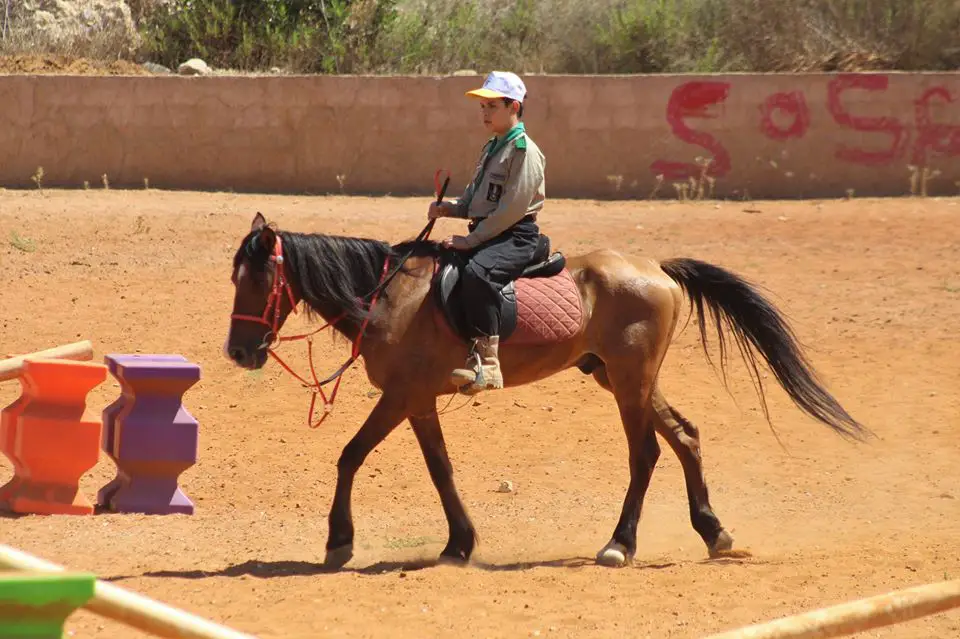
[0,571,96,638]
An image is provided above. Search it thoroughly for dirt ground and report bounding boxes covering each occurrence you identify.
[1,190,958,638]
[0,54,152,76]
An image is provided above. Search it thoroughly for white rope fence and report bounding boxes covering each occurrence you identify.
[706,578,960,639]
[0,545,258,639]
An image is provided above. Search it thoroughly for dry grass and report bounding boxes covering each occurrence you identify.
[366,0,960,75]
[8,230,36,253]
[3,0,960,74]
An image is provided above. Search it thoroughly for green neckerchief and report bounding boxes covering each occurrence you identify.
[464,122,526,204]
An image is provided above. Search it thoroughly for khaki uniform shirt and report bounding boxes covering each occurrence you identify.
[452,123,545,249]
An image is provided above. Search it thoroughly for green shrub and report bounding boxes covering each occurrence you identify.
[136,0,397,73]
[373,0,960,74]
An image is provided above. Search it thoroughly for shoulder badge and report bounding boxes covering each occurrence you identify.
[514,136,527,151]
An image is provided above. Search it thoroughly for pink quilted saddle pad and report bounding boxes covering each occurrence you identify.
[507,269,584,345]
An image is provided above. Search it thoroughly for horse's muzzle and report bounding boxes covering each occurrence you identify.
[227,345,267,370]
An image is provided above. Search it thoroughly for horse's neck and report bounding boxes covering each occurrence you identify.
[289,276,364,342]
[313,301,364,341]
[286,233,390,342]
[307,250,433,351]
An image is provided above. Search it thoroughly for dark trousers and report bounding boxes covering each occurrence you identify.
[460,217,540,338]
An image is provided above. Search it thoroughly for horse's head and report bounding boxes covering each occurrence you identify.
[225,212,299,369]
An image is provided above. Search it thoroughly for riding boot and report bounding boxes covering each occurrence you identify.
[450,336,504,395]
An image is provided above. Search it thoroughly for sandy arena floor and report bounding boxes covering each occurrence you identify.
[1,190,958,638]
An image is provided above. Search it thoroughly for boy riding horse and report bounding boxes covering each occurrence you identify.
[428,71,547,395]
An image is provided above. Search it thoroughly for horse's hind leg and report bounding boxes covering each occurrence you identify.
[594,363,661,567]
[592,366,732,558]
[651,390,734,557]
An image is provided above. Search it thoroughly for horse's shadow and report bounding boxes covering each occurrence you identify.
[104,553,753,582]
[105,556,600,581]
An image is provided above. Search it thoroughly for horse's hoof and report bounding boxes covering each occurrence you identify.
[596,542,632,568]
[324,544,354,569]
[437,553,469,567]
[708,530,734,558]
[438,545,471,566]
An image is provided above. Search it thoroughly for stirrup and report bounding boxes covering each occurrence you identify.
[450,348,482,389]
[456,343,503,395]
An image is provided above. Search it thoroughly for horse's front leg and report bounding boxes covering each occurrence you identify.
[325,392,408,568]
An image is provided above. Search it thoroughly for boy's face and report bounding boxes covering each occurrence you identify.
[479,98,518,135]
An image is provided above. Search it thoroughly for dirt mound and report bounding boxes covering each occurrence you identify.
[0,53,151,75]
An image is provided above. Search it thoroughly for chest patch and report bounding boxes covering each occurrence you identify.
[486,182,504,203]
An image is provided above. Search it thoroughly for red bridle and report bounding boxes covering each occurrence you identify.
[231,169,450,428]
[230,233,389,428]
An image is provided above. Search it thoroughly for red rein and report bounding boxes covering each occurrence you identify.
[231,235,391,428]
[233,169,447,428]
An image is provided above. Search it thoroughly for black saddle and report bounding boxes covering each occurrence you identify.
[434,234,566,342]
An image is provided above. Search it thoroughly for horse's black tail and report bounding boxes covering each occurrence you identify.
[660,257,869,441]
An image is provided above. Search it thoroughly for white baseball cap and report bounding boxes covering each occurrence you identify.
[466,71,527,102]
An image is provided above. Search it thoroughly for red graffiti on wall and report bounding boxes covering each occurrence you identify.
[651,75,960,177]
[912,87,960,166]
[826,74,908,166]
[650,81,732,180]
[759,91,810,141]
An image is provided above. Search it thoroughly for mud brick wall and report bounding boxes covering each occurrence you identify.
[1,73,958,198]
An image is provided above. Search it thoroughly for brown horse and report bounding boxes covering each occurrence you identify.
[226,212,867,569]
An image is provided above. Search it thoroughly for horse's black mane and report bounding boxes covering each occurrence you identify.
[233,227,443,326]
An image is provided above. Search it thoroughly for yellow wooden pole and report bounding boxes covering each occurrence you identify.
[0,545,258,639]
[706,579,960,639]
[0,341,94,382]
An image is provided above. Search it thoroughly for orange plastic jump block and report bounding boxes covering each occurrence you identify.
[0,359,107,515]
[0,376,30,506]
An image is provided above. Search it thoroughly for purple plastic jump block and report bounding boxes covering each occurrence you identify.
[96,354,200,515]
[98,354,186,508]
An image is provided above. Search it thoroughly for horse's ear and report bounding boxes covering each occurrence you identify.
[258,224,277,253]
[251,212,267,232]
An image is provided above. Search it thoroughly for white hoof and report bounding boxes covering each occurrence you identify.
[596,542,632,567]
[437,553,469,567]
[324,544,354,569]
[709,529,734,557]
